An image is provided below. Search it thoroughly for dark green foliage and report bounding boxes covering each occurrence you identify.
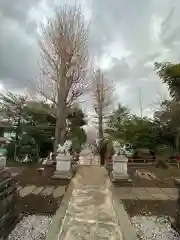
[0,92,87,162]
[155,62,180,101]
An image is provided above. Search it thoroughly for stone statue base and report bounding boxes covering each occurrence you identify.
[110,155,132,183]
[52,154,72,180]
[52,170,72,180]
[110,171,132,183]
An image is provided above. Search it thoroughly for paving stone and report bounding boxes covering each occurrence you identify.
[151,193,169,200]
[19,185,36,197]
[146,188,164,194]
[41,186,54,196]
[165,193,178,200]
[161,188,178,195]
[160,188,178,200]
[132,188,152,200]
[116,187,137,199]
[32,186,44,195]
[53,186,66,198]
[53,167,124,240]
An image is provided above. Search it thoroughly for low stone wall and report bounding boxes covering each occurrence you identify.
[0,168,20,238]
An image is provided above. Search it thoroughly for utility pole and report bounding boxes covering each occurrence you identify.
[139,87,143,118]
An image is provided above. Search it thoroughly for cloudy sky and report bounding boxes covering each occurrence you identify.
[0,0,180,118]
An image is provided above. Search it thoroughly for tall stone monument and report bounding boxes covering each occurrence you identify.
[52,140,73,179]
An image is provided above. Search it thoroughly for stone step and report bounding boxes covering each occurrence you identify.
[19,185,36,197]
[32,186,44,195]
[41,186,54,196]
[53,186,66,198]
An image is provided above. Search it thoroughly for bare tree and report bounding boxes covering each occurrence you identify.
[91,69,114,142]
[37,4,90,152]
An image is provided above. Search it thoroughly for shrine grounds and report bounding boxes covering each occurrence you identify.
[5,162,180,239]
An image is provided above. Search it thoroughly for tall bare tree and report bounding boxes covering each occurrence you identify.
[37,4,89,152]
[92,69,114,142]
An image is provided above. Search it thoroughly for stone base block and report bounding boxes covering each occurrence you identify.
[110,171,132,183]
[52,170,72,180]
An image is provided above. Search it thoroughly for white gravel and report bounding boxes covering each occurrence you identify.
[8,215,52,240]
[131,216,180,240]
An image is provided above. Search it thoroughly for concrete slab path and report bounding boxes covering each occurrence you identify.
[58,166,123,240]
[18,184,178,200]
[116,187,178,200]
[18,185,66,198]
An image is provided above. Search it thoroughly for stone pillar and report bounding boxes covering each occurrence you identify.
[171,178,180,234]
[52,154,72,179]
[110,155,131,182]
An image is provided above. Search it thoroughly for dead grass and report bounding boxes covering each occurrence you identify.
[127,166,180,188]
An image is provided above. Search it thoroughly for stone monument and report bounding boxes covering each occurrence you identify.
[171,178,180,234]
[52,140,73,179]
[110,141,131,183]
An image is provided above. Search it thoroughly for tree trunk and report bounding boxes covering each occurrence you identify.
[53,65,67,153]
[98,111,105,165]
[98,112,103,141]
[53,105,66,153]
[14,117,21,161]
[36,142,39,162]
[175,132,180,153]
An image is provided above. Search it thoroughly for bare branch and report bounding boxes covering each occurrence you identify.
[92,69,114,116]
[35,3,90,147]
[91,68,114,139]
[36,4,90,106]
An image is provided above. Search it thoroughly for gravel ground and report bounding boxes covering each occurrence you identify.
[123,200,176,217]
[131,216,180,240]
[7,215,52,240]
[13,165,70,187]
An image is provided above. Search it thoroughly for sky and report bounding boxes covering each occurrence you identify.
[1,0,180,119]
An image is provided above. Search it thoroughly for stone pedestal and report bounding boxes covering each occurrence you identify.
[171,178,180,234]
[0,155,6,168]
[52,154,72,179]
[110,155,131,182]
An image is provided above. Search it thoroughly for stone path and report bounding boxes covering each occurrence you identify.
[18,184,178,201]
[116,187,178,200]
[79,155,100,165]
[18,185,66,198]
[58,166,123,240]
[79,147,100,165]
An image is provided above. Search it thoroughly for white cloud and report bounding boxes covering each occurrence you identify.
[1,0,180,117]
